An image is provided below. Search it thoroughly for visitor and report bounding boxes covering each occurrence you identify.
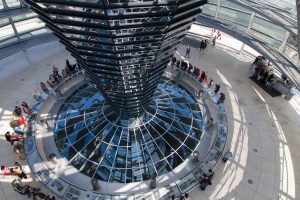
[49,74,57,84]
[64,64,71,76]
[203,75,208,84]
[12,179,40,198]
[199,40,205,51]
[199,71,206,83]
[5,131,22,145]
[199,175,209,191]
[198,88,204,98]
[223,150,233,163]
[171,57,176,65]
[32,90,42,101]
[61,69,68,79]
[33,192,56,200]
[40,82,49,94]
[203,39,208,49]
[46,195,56,200]
[46,79,55,88]
[13,141,25,160]
[10,165,27,179]
[212,36,217,46]
[261,69,269,84]
[207,169,215,185]
[52,73,60,83]
[217,93,225,104]
[188,63,194,74]
[253,55,262,65]
[266,73,275,89]
[183,193,190,200]
[214,84,220,95]
[217,31,221,40]
[21,101,31,115]
[14,106,22,117]
[194,68,200,77]
[206,118,214,128]
[65,59,72,72]
[184,45,190,58]
[52,65,59,77]
[208,78,213,88]
[75,63,81,71]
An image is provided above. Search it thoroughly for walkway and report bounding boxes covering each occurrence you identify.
[0,38,299,200]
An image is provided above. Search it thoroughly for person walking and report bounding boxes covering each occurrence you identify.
[214,84,220,95]
[184,45,191,58]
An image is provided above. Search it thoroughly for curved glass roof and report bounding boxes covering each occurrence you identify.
[54,81,203,183]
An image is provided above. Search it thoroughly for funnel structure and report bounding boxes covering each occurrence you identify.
[25,0,207,119]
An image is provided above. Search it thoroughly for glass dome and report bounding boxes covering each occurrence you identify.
[54,80,203,183]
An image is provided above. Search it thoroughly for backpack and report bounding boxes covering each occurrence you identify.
[1,167,11,176]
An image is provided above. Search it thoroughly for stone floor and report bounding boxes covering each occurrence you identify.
[0,38,299,200]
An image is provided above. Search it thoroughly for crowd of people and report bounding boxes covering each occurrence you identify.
[250,55,277,89]
[199,169,215,191]
[170,56,226,105]
[169,37,232,198]
[184,30,222,58]
[0,60,78,199]
[36,59,80,97]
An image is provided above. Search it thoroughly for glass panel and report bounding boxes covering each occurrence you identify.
[218,6,251,27]
[251,16,287,41]
[5,0,20,8]
[202,4,217,17]
[14,18,44,34]
[12,13,37,21]
[0,24,14,41]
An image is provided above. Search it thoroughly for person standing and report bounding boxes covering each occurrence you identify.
[5,131,22,145]
[217,31,221,40]
[40,82,49,94]
[223,150,233,163]
[14,106,22,117]
[52,65,59,77]
[184,45,190,58]
[214,84,220,95]
[212,36,217,46]
[21,102,31,115]
[199,40,205,51]
[217,92,225,104]
[206,118,214,128]
[199,71,206,83]
[61,69,68,78]
[183,193,190,200]
[203,39,208,49]
[208,78,214,88]
[207,169,215,185]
